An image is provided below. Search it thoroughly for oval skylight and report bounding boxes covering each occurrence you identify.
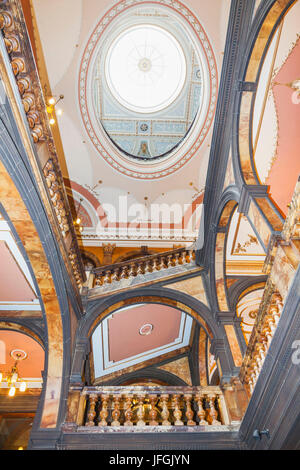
[105,25,187,114]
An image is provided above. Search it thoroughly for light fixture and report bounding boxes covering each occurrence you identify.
[139,323,153,336]
[0,349,28,397]
[46,94,64,125]
[73,198,84,235]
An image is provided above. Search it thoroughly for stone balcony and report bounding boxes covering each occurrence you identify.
[86,246,201,298]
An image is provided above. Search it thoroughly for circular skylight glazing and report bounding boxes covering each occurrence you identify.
[80,1,218,177]
[105,25,187,114]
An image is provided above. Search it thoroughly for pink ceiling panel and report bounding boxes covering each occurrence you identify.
[108,304,183,362]
[268,40,300,215]
[0,330,44,378]
[0,241,36,302]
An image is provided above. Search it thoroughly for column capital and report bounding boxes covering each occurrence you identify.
[216,311,236,324]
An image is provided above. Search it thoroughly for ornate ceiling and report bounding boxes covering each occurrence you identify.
[80,3,216,171]
[31,0,231,246]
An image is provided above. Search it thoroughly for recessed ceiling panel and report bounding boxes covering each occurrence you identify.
[0,241,36,302]
[92,303,193,378]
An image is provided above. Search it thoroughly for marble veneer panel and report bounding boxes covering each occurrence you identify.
[215,232,229,311]
[167,275,208,306]
[0,160,63,429]
[247,201,271,250]
[158,357,192,386]
[224,325,243,367]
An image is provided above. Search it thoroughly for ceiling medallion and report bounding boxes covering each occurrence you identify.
[10,349,27,361]
[139,323,154,336]
[79,0,218,179]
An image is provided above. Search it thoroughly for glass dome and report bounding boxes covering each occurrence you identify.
[105,25,187,114]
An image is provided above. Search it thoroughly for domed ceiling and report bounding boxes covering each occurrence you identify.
[31,0,231,246]
[79,1,217,179]
[91,12,203,161]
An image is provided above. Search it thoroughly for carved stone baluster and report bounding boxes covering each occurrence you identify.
[149,395,158,426]
[160,394,171,426]
[22,92,35,113]
[196,394,207,425]
[136,395,146,426]
[4,34,20,54]
[0,11,13,30]
[153,258,161,271]
[172,394,183,425]
[182,251,189,264]
[157,257,165,271]
[145,260,153,273]
[86,394,97,427]
[111,269,119,282]
[184,394,196,426]
[102,270,111,284]
[136,263,144,275]
[123,395,133,426]
[95,275,104,287]
[11,57,25,76]
[208,395,221,425]
[31,124,43,143]
[269,304,281,326]
[17,76,30,95]
[275,297,283,315]
[98,394,109,426]
[166,255,173,268]
[173,253,180,266]
[111,395,121,426]
[119,267,128,280]
[262,325,273,347]
[127,264,136,278]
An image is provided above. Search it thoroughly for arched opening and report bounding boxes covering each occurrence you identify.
[88,299,214,387]
[0,329,45,450]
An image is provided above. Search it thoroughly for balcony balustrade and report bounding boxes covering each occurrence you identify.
[68,386,232,431]
[87,247,198,296]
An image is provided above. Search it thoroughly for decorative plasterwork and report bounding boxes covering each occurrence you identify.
[236,288,264,345]
[79,0,217,179]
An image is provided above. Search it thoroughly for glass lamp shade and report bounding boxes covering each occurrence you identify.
[8,386,16,397]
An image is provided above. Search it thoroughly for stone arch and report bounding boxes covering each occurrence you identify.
[83,288,220,340]
[73,286,235,386]
[0,321,45,349]
[211,190,240,313]
[228,275,268,312]
[0,89,81,432]
[80,249,101,269]
[102,369,189,387]
[233,0,296,187]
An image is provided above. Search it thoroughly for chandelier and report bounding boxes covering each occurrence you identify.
[0,349,28,397]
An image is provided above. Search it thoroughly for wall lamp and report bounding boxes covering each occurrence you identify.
[46,94,64,125]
